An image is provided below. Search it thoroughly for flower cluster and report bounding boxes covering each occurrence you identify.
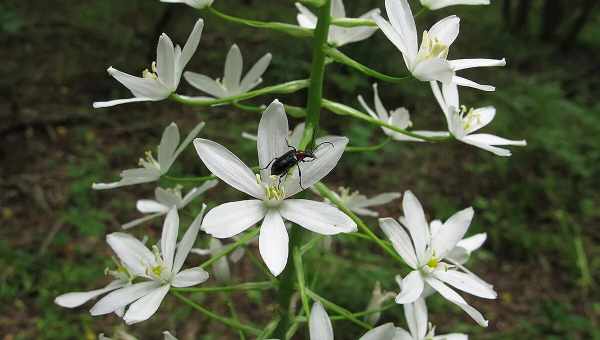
[55,0,526,338]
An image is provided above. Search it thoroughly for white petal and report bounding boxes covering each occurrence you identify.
[424,277,489,326]
[422,0,489,10]
[433,334,468,340]
[432,207,474,258]
[428,15,460,47]
[385,0,418,60]
[433,269,497,299]
[280,199,357,235]
[179,19,204,75]
[354,192,401,209]
[283,136,348,198]
[309,302,334,340]
[296,3,318,29]
[90,281,161,316]
[395,271,424,304]
[402,191,429,263]
[465,133,527,146]
[173,205,206,273]
[184,72,227,98]
[107,233,155,276]
[172,121,206,164]
[158,123,180,170]
[107,67,171,99]
[412,58,454,83]
[181,180,219,207]
[122,212,165,230]
[240,53,272,92]
[209,238,231,282]
[259,210,289,276]
[464,106,495,134]
[449,58,506,71]
[331,0,346,18]
[372,83,390,121]
[456,233,487,253]
[452,75,495,91]
[92,97,155,108]
[460,137,512,156]
[172,267,210,287]
[379,218,418,268]
[55,281,125,308]
[223,44,243,94]
[358,322,397,340]
[288,123,306,149]
[194,138,264,199]
[161,208,180,273]
[258,100,290,177]
[202,200,266,238]
[404,297,428,339]
[155,187,182,208]
[137,199,170,213]
[163,331,179,340]
[373,14,410,62]
[393,328,413,340]
[157,33,176,89]
[123,284,170,324]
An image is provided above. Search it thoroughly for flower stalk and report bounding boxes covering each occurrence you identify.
[207,7,313,38]
[324,47,410,83]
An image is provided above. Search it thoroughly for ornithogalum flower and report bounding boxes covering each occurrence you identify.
[358,83,449,142]
[93,19,203,108]
[93,122,205,189]
[431,80,527,156]
[295,0,380,47]
[191,238,241,282]
[420,0,489,10]
[194,100,356,276]
[394,294,468,340]
[99,330,178,340]
[185,44,272,98]
[379,191,497,326]
[88,208,209,324]
[327,186,401,217]
[374,0,505,90]
[122,180,218,229]
[160,0,213,9]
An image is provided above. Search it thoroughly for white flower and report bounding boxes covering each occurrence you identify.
[295,0,380,47]
[194,100,356,276]
[242,122,306,149]
[431,80,526,156]
[88,207,210,324]
[122,180,218,229]
[421,0,489,10]
[93,121,205,190]
[99,330,177,340]
[429,219,487,265]
[358,83,450,142]
[325,186,401,217]
[185,44,272,99]
[379,190,497,326]
[191,237,247,282]
[373,0,505,90]
[160,0,213,9]
[394,295,468,340]
[93,19,204,108]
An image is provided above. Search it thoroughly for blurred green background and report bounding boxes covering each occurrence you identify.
[1,0,599,339]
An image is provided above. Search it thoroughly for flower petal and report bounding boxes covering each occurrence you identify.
[55,280,126,308]
[181,180,219,207]
[424,276,489,326]
[428,15,460,47]
[385,0,418,60]
[355,192,401,209]
[452,75,495,91]
[433,334,468,340]
[138,199,171,213]
[296,3,318,29]
[209,238,231,282]
[456,232,487,253]
[184,72,227,98]
[163,331,178,340]
[106,67,171,99]
[172,267,210,287]
[280,199,357,235]
[107,232,155,276]
[395,270,424,304]
[412,58,454,83]
[404,297,428,339]
[259,210,289,276]
[433,269,497,299]
[258,100,290,178]
[157,33,176,89]
[358,323,398,340]
[309,302,334,340]
[402,191,429,264]
[122,212,165,230]
[373,14,410,63]
[449,58,506,71]
[161,208,180,273]
[422,0,489,10]
[379,217,418,268]
[179,19,204,75]
[202,200,266,238]
[240,53,272,92]
[223,44,243,94]
[463,106,495,134]
[172,121,205,165]
[284,136,348,197]
[92,97,155,108]
[173,204,206,273]
[194,138,264,199]
[123,284,170,324]
[432,207,474,258]
[90,281,161,316]
[158,123,181,170]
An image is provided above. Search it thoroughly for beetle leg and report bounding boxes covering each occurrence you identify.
[277,172,286,190]
[286,139,297,152]
[296,162,304,190]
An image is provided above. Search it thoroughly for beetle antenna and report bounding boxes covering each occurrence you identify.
[311,141,334,153]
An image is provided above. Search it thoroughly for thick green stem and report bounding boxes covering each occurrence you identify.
[299,0,332,150]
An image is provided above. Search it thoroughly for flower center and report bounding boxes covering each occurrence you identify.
[416,31,449,64]
[458,105,482,132]
[427,257,440,269]
[145,245,170,283]
[106,256,134,283]
[142,61,159,80]
[258,174,286,204]
[138,150,161,171]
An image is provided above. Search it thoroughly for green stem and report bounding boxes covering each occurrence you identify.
[258,318,280,340]
[163,174,217,183]
[314,182,405,264]
[208,7,313,38]
[325,47,410,83]
[222,292,246,340]
[299,0,332,150]
[200,228,259,269]
[171,281,275,293]
[321,99,452,142]
[170,79,309,107]
[346,138,391,153]
[296,301,396,322]
[305,288,372,330]
[293,247,311,318]
[299,235,324,255]
[172,291,262,336]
